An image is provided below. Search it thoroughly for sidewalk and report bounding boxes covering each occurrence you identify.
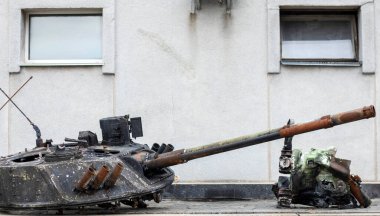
[2,198,380,215]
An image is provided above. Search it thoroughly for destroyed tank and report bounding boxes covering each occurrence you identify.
[0,105,375,210]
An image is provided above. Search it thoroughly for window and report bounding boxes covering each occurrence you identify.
[280,12,359,65]
[25,11,103,64]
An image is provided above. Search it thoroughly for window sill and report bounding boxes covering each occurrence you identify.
[20,62,105,67]
[281,60,361,67]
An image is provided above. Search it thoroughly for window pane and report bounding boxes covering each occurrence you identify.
[29,15,102,60]
[281,20,355,59]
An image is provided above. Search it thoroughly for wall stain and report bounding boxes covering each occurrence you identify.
[138,29,195,79]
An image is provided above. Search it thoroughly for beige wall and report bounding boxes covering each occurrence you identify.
[8,68,114,153]
[0,0,9,156]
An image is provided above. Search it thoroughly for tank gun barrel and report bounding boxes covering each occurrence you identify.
[144,105,375,169]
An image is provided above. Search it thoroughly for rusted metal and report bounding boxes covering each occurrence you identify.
[329,160,350,180]
[332,105,375,124]
[91,165,110,190]
[145,150,185,169]
[104,163,124,189]
[348,175,372,207]
[75,167,96,191]
[145,105,376,170]
[279,105,375,137]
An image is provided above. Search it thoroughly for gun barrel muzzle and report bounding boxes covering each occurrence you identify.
[279,106,375,137]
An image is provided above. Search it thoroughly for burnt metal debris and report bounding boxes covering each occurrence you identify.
[273,145,372,208]
[0,86,376,212]
[272,114,373,208]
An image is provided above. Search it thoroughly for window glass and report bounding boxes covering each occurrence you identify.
[29,15,102,60]
[281,17,356,60]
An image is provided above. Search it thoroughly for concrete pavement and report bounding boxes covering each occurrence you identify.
[2,198,380,215]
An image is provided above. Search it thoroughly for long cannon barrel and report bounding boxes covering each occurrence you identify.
[144,105,376,169]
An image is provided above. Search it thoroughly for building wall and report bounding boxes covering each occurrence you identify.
[374,0,380,181]
[115,0,270,181]
[0,0,9,156]
[0,0,378,183]
[8,68,114,153]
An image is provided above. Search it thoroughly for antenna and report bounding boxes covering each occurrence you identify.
[0,76,33,111]
[0,88,34,125]
[0,77,43,146]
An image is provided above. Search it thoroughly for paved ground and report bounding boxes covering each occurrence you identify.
[2,198,380,215]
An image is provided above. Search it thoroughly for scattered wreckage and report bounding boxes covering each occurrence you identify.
[272,147,371,208]
[273,126,372,208]
[0,77,375,211]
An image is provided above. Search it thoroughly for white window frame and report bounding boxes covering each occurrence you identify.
[267,0,375,74]
[9,0,115,74]
[280,14,359,63]
[24,9,103,65]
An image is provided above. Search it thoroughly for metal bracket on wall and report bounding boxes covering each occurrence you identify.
[191,0,201,14]
[226,0,232,13]
[190,0,232,14]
